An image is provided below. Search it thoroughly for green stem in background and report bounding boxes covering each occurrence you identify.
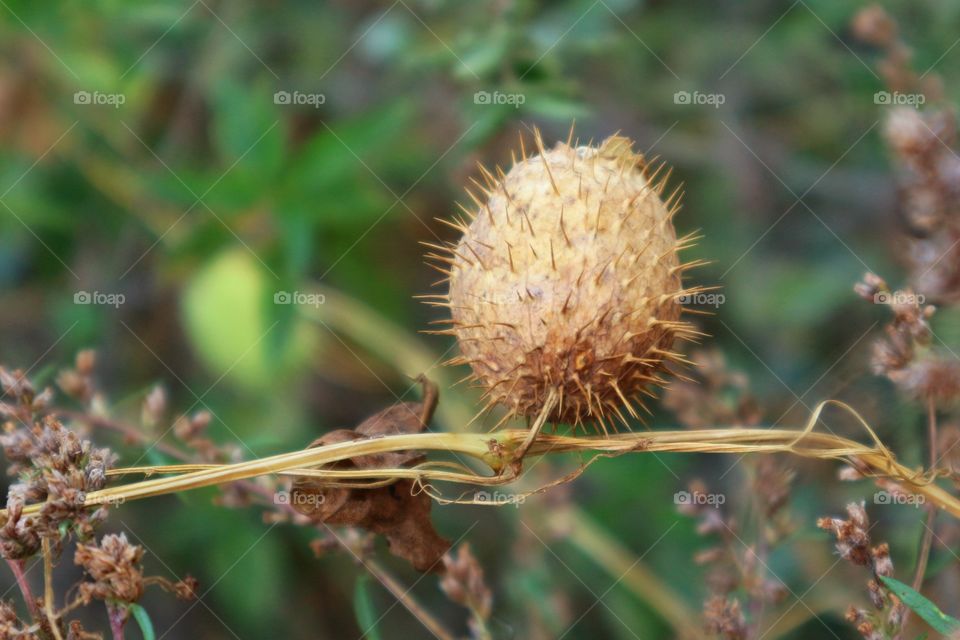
[914,397,939,591]
[547,508,701,640]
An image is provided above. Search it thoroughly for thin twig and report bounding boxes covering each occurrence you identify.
[107,604,126,640]
[52,409,189,461]
[6,558,39,622]
[41,538,63,640]
[364,560,457,640]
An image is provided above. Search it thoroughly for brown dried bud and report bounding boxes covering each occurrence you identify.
[173,410,212,442]
[851,5,898,48]
[75,350,96,375]
[75,533,145,604]
[870,543,894,577]
[141,385,167,428]
[703,595,747,640]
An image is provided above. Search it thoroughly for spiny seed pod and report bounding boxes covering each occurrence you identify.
[422,130,706,430]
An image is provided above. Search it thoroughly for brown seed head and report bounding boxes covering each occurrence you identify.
[429,131,699,428]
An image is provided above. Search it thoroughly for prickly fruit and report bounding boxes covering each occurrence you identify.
[424,131,703,430]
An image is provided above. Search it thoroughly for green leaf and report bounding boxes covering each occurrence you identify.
[181,249,318,390]
[879,575,960,634]
[129,603,157,640]
[353,575,384,640]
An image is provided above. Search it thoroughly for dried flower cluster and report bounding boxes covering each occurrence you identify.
[818,502,905,640]
[56,350,98,407]
[854,5,960,304]
[75,533,197,605]
[440,544,493,640]
[702,596,747,640]
[0,360,201,639]
[0,369,115,558]
[669,354,797,638]
[855,272,960,405]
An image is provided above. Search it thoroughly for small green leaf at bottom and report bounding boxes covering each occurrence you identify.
[879,575,960,635]
[354,575,384,640]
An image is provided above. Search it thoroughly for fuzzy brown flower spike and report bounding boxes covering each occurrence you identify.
[74,533,145,604]
[817,502,906,640]
[854,6,960,305]
[425,129,705,431]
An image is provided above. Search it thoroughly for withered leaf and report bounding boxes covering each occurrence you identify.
[291,376,450,572]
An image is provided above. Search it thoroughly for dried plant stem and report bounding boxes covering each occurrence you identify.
[514,389,558,462]
[9,401,960,520]
[65,409,452,640]
[54,417,960,516]
[41,539,63,640]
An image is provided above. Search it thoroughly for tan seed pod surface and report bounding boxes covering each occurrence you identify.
[424,132,703,429]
